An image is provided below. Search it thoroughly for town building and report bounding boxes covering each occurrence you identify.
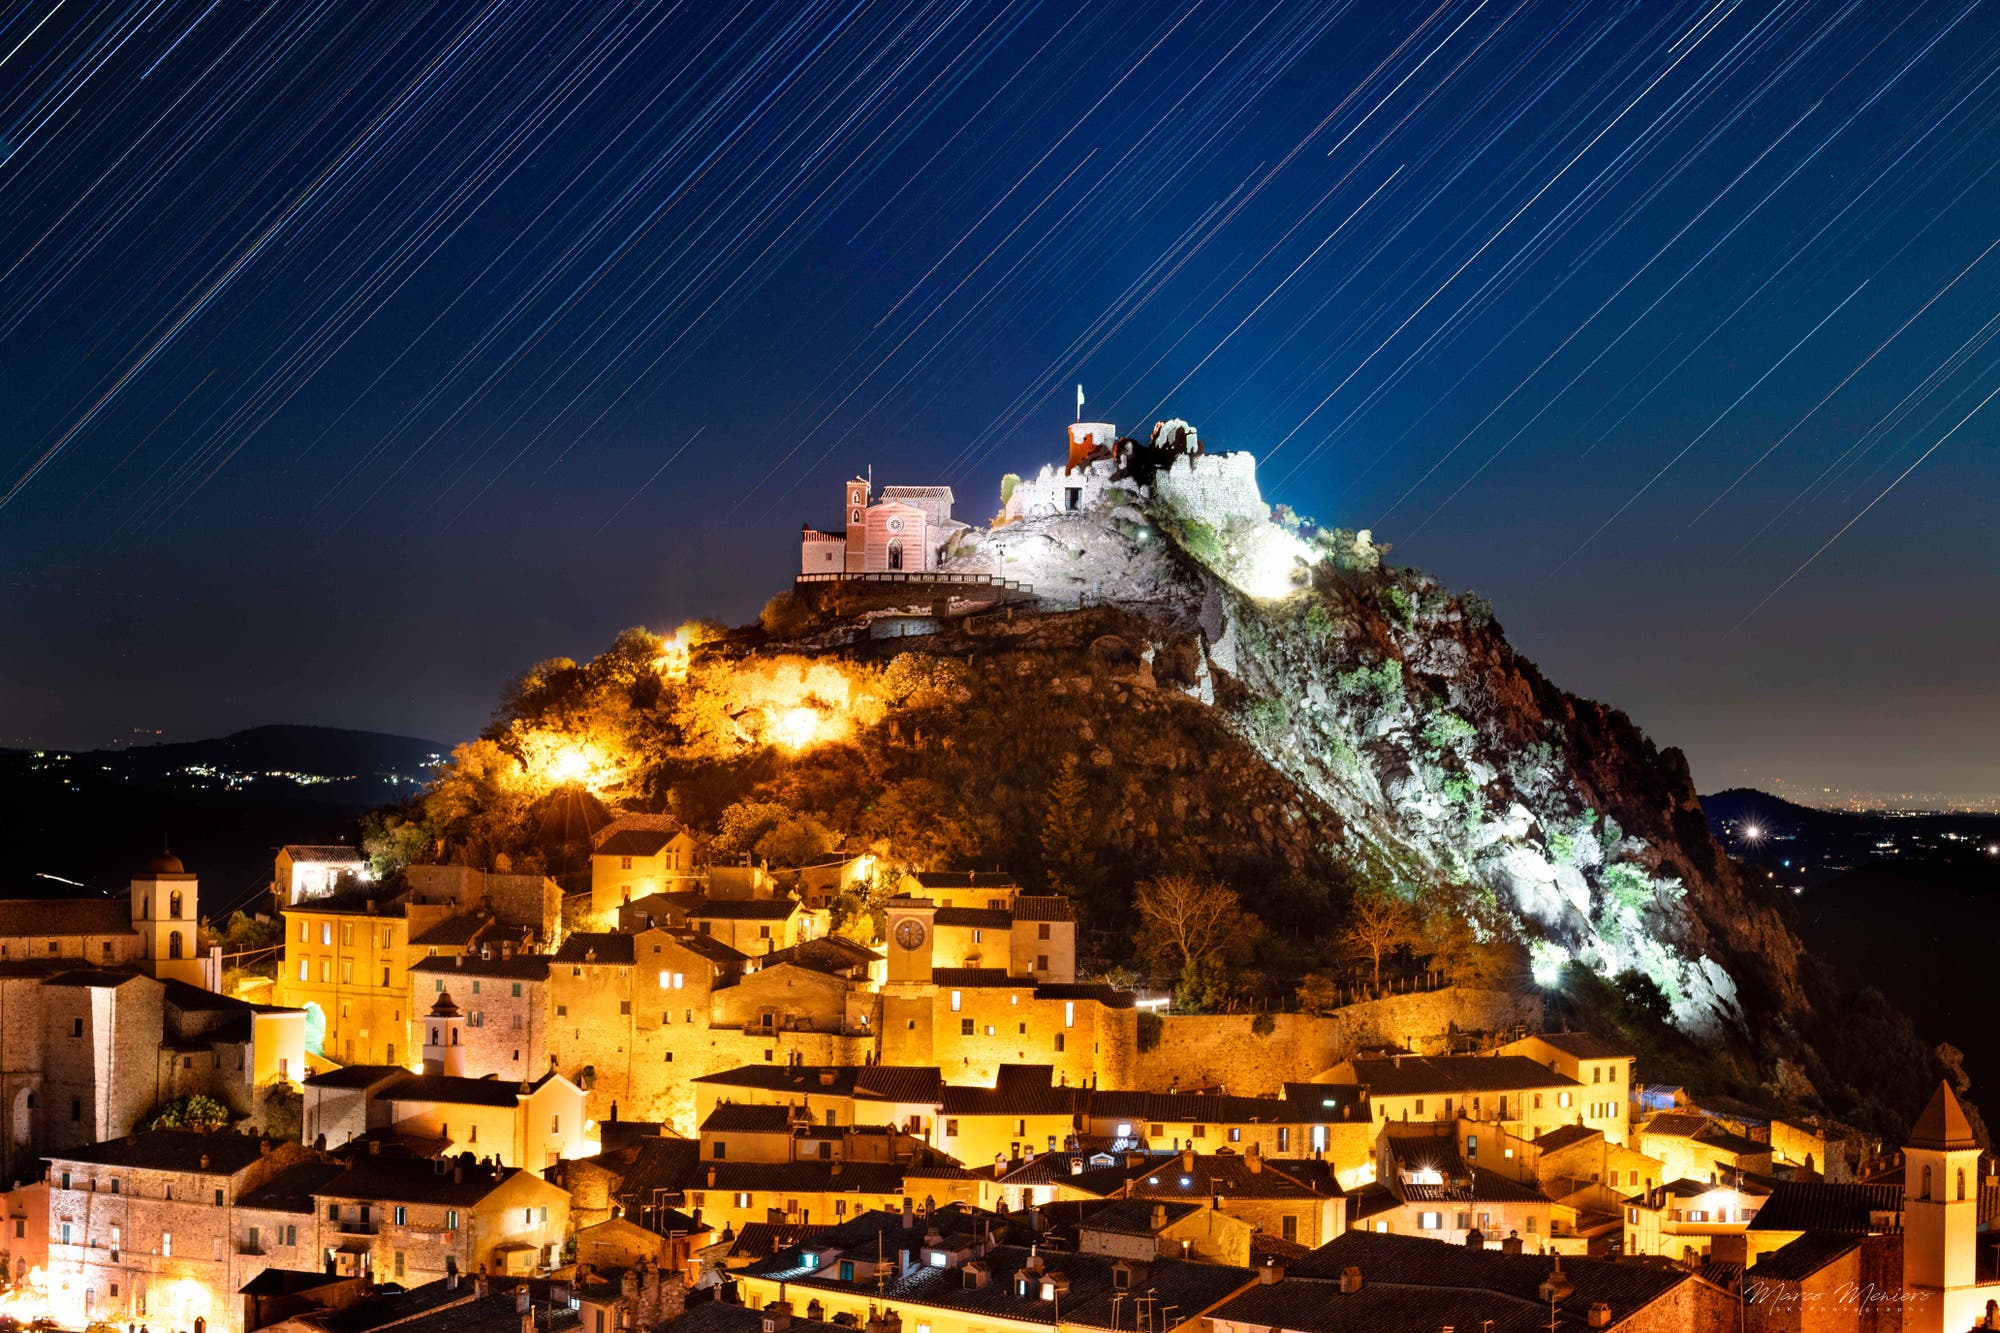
[43,1129,316,1333]
[1496,1032,1636,1145]
[1328,1054,1614,1144]
[273,847,367,908]
[312,1154,570,1286]
[589,820,702,927]
[737,1205,1262,1333]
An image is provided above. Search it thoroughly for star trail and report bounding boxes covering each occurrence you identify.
[3,0,1997,801]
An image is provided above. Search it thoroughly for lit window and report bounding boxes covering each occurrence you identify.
[950,991,962,1012]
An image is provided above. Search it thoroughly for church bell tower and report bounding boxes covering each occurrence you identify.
[131,851,205,986]
[1904,1079,1983,1332]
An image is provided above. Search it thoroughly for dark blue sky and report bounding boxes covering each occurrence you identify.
[3,0,1997,803]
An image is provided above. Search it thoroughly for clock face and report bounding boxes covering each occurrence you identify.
[893,918,927,951]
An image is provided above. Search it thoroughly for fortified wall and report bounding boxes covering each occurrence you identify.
[1133,987,1544,1096]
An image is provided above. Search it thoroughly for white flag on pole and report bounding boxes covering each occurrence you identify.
[1076,383,1084,420]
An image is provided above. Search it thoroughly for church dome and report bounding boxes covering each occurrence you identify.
[146,851,185,875]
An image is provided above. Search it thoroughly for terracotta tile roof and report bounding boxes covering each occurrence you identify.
[238,1161,346,1212]
[594,829,681,858]
[1126,1152,1342,1201]
[700,1103,797,1134]
[1747,1230,1863,1283]
[691,898,799,920]
[1521,1031,1631,1061]
[380,1072,536,1108]
[1286,1230,1693,1325]
[1346,1056,1581,1098]
[553,932,634,965]
[907,872,1017,890]
[409,914,492,947]
[932,968,1019,988]
[1088,1091,1294,1124]
[933,907,1015,928]
[1033,982,1134,1009]
[0,893,126,943]
[693,1065,944,1104]
[1637,1111,1715,1139]
[750,1237,1255,1331]
[319,1157,541,1205]
[1534,1124,1603,1152]
[281,845,366,863]
[1010,896,1074,922]
[304,1064,408,1090]
[410,954,552,980]
[48,1129,270,1174]
[1077,1197,1200,1235]
[1748,1181,1903,1233]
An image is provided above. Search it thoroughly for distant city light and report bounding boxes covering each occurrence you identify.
[1741,824,1764,842]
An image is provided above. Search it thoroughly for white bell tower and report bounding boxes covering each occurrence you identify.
[1904,1080,1984,1332]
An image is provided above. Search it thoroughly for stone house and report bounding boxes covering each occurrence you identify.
[1122,1146,1347,1253]
[301,1066,408,1149]
[312,1154,569,1286]
[690,1067,943,1142]
[44,1129,314,1333]
[408,952,553,1081]
[1076,1196,1258,1266]
[680,1156,977,1234]
[688,898,804,957]
[711,959,863,1040]
[1496,1032,1637,1145]
[936,1065,1088,1168]
[573,1257,687,1333]
[1633,1110,1775,1185]
[589,825,701,927]
[1347,1128,1551,1250]
[1329,1054,1609,1145]
[273,846,366,908]
[1532,1123,1666,1199]
[1621,1174,1770,1262]
[1743,1231,1903,1333]
[367,1066,587,1170]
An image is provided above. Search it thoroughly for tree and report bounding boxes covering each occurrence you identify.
[1342,884,1420,994]
[1134,875,1264,1010]
[362,811,429,880]
[1040,754,1099,901]
[149,1094,229,1132]
[754,812,842,869]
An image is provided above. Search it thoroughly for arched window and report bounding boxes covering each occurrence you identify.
[430,1027,439,1045]
[168,931,183,960]
[887,539,904,571]
[169,890,183,919]
[1959,1168,1968,1201]
[451,1029,459,1046]
[1923,1164,1934,1200]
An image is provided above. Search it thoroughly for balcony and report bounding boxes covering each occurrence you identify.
[335,1218,380,1235]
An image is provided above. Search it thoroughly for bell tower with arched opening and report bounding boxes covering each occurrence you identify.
[130,851,205,986]
[421,991,468,1076]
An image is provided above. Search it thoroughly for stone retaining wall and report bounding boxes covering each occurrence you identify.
[1133,987,1542,1096]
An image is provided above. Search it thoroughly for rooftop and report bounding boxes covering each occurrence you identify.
[49,1129,274,1175]
[1345,1055,1581,1098]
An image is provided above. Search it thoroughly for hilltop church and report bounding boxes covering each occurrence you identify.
[800,476,967,576]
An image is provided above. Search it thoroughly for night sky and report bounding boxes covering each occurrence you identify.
[3,0,1997,804]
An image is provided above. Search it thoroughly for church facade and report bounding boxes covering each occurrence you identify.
[799,477,965,577]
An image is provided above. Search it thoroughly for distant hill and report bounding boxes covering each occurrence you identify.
[0,724,446,907]
[1700,788,2000,1095]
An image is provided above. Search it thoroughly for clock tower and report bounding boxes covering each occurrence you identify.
[885,897,937,990]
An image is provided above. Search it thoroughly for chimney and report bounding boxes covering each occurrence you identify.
[1245,1143,1263,1174]
[475,1271,490,1299]
[199,1153,211,1170]
[369,1139,381,1156]
[902,1197,914,1229]
[1150,1204,1167,1232]
[1258,1262,1283,1285]
[1179,1147,1195,1174]
[764,1301,793,1333]
[1587,1304,1612,1330]
[1338,1266,1362,1295]
[1464,1228,1484,1249]
[516,1287,532,1314]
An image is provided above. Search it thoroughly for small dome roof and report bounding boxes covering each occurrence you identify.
[147,852,185,875]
